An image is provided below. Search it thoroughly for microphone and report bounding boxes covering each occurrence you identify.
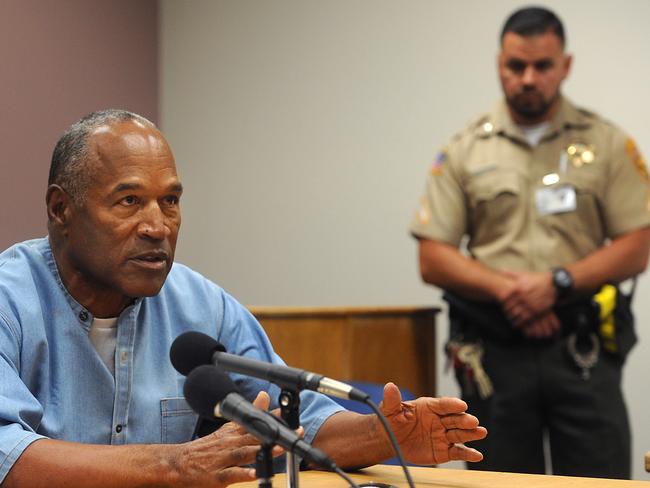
[170,331,370,402]
[183,364,336,470]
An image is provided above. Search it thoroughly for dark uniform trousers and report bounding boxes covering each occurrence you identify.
[459,335,630,478]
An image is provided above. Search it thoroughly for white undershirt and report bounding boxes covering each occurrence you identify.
[519,121,551,147]
[89,317,118,377]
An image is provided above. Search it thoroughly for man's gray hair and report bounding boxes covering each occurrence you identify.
[48,109,156,202]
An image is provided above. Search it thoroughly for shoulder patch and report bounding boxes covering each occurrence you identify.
[430,150,448,175]
[625,138,649,183]
[416,196,432,224]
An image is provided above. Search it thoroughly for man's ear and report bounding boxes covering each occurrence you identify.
[562,53,573,81]
[46,185,72,227]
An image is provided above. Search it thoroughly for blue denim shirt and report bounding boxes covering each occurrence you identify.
[0,238,343,482]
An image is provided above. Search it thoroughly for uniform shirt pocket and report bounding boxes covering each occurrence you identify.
[541,170,604,240]
[160,397,197,444]
[466,171,522,241]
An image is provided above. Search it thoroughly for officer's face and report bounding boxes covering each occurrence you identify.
[53,120,183,317]
[498,31,572,125]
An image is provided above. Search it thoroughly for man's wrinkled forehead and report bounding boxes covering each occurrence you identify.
[85,120,174,172]
[91,120,165,152]
[74,124,180,201]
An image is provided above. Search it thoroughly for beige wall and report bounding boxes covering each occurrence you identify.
[0,0,158,250]
[161,0,650,479]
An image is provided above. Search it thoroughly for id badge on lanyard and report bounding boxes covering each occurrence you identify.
[536,151,577,215]
[535,185,577,215]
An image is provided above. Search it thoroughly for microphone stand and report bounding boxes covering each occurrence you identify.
[279,388,301,488]
[256,443,274,488]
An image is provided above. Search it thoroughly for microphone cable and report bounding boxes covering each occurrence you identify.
[334,467,361,488]
[364,398,416,488]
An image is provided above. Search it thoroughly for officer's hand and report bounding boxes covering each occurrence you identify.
[499,271,556,326]
[169,391,284,488]
[521,311,561,339]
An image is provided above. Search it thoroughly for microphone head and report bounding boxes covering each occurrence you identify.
[184,364,238,418]
[170,331,226,375]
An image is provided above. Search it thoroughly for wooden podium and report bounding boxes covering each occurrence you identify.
[234,464,648,487]
[247,306,439,397]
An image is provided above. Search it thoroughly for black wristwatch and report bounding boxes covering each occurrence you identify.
[552,267,574,299]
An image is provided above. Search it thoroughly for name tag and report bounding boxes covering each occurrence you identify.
[535,185,577,215]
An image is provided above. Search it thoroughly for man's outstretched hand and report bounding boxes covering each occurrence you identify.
[380,382,486,465]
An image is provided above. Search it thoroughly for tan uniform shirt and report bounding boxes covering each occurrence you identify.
[410,97,650,272]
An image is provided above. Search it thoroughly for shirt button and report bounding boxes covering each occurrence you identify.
[115,424,123,433]
[120,351,129,363]
[78,311,89,321]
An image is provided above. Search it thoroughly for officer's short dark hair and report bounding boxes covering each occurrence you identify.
[500,6,565,47]
[49,109,155,203]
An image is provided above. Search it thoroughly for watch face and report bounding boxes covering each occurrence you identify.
[554,268,573,290]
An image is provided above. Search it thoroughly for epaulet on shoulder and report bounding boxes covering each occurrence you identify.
[576,106,597,119]
[575,106,615,127]
[470,113,493,140]
[577,107,621,130]
[451,113,490,142]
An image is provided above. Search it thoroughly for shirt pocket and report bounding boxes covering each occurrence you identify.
[160,397,197,444]
[466,171,522,240]
[540,170,604,239]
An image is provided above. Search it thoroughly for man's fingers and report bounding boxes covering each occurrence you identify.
[426,396,469,416]
[549,314,561,333]
[271,444,285,457]
[214,466,257,486]
[503,301,535,327]
[252,390,271,410]
[214,420,250,438]
[381,382,403,415]
[208,422,262,450]
[523,311,561,338]
[181,414,285,485]
[223,444,264,466]
[500,270,521,279]
[445,425,488,444]
[448,443,484,462]
[523,323,545,338]
[440,412,479,430]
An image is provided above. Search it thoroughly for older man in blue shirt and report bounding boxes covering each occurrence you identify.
[0,109,486,488]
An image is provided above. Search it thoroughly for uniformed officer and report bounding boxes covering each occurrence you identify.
[410,6,650,479]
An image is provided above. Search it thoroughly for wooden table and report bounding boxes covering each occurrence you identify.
[248,306,439,397]
[234,464,649,487]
